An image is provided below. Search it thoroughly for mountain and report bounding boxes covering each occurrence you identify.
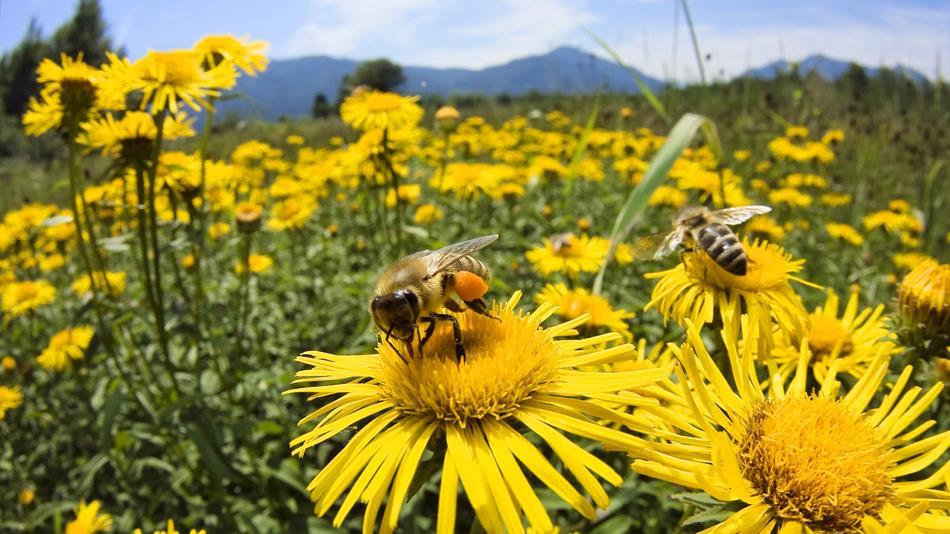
[741,54,929,85]
[221,46,665,120]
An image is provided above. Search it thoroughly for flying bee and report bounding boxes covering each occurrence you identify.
[549,232,575,253]
[653,205,772,275]
[370,234,498,361]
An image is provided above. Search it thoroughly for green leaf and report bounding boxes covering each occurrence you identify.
[200,369,221,395]
[584,28,670,123]
[590,515,635,534]
[77,453,111,494]
[682,507,738,527]
[101,381,124,439]
[668,491,725,508]
[593,112,722,294]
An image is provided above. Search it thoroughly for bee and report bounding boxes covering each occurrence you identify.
[549,232,575,253]
[370,234,498,360]
[654,205,772,275]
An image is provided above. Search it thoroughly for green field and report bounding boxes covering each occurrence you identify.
[1,38,949,534]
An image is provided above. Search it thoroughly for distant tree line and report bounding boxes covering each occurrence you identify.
[312,58,406,119]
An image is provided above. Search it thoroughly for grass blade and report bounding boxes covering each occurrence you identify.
[584,28,670,123]
[680,0,706,85]
[566,96,601,185]
[593,113,722,294]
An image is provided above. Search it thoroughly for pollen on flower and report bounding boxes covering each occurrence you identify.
[684,239,803,292]
[378,303,558,426]
[738,397,893,532]
[806,317,853,356]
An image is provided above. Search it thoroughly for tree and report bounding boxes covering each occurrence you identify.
[0,19,51,117]
[336,58,405,103]
[311,93,332,119]
[51,0,113,66]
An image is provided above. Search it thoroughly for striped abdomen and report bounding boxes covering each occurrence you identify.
[446,255,492,280]
[693,223,748,275]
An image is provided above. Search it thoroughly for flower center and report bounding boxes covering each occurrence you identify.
[738,397,892,531]
[378,305,558,426]
[363,93,405,113]
[141,51,202,85]
[806,317,853,356]
[684,239,796,292]
[15,284,39,302]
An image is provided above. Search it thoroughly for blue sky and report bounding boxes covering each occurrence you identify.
[2,0,948,81]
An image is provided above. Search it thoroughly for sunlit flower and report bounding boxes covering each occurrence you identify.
[826,222,864,246]
[645,239,814,349]
[820,192,852,207]
[23,54,103,136]
[208,222,231,240]
[234,201,263,233]
[18,487,35,506]
[72,271,127,298]
[648,185,687,208]
[79,111,195,162]
[267,195,316,231]
[733,149,751,161]
[287,292,668,533]
[898,259,950,331]
[785,125,809,139]
[434,105,460,122]
[863,209,923,234]
[2,356,15,372]
[2,280,56,317]
[193,34,269,76]
[285,134,304,146]
[631,322,950,533]
[525,234,610,278]
[821,128,845,144]
[384,184,421,208]
[133,518,206,534]
[435,162,508,200]
[769,287,899,383]
[66,500,112,534]
[340,91,423,131]
[413,203,443,225]
[536,283,633,340]
[37,326,95,371]
[746,216,786,242]
[768,187,812,207]
[894,251,934,272]
[235,254,273,275]
[0,385,22,420]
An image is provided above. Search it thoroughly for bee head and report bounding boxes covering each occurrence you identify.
[674,206,708,227]
[370,289,420,341]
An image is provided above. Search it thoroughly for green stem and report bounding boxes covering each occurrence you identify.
[237,234,252,347]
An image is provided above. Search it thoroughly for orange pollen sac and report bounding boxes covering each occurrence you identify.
[455,271,489,301]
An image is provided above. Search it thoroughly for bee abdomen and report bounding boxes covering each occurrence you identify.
[697,223,747,275]
[450,256,492,279]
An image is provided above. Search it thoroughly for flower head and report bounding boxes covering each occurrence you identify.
[235,254,273,275]
[287,292,668,533]
[526,234,610,278]
[72,271,127,298]
[0,385,22,420]
[133,518,206,534]
[898,259,950,332]
[536,283,633,340]
[2,280,56,317]
[37,326,96,371]
[413,203,443,225]
[80,111,194,162]
[631,322,950,533]
[267,195,316,231]
[66,500,112,534]
[193,34,269,76]
[826,222,864,246]
[341,91,423,131]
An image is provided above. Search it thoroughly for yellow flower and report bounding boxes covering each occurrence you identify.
[898,259,950,331]
[889,199,912,213]
[235,254,273,275]
[287,292,668,533]
[826,222,864,246]
[648,185,687,208]
[234,201,263,233]
[2,356,15,372]
[733,149,751,161]
[72,271,127,298]
[384,184,421,207]
[435,162,508,200]
[631,322,950,533]
[193,34,269,76]
[267,195,317,231]
[863,209,923,234]
[413,204,443,225]
[769,287,899,384]
[820,192,852,206]
[781,172,826,189]
[66,500,112,534]
[0,385,22,420]
[536,283,633,340]
[619,106,635,119]
[2,280,56,317]
[755,160,772,173]
[434,105,460,122]
[37,326,96,371]
[102,49,236,113]
[894,251,934,272]
[746,216,786,242]
[768,187,812,207]
[134,518,207,534]
[525,234,610,278]
[18,487,35,506]
[181,254,196,270]
[207,222,231,240]
[821,128,845,144]
[285,134,304,146]
[785,125,809,139]
[23,54,102,136]
[340,91,423,131]
[23,92,66,136]
[645,239,814,350]
[79,111,195,160]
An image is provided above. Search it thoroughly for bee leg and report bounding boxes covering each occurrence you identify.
[464,298,500,321]
[431,312,465,360]
[418,317,437,353]
[384,328,409,364]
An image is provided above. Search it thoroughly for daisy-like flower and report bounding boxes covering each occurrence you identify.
[267,195,317,231]
[23,54,103,136]
[768,287,898,384]
[898,259,950,332]
[384,184,421,208]
[434,162,509,200]
[536,283,634,340]
[235,254,273,275]
[525,234,610,278]
[66,500,112,534]
[37,326,96,371]
[631,322,950,533]
[234,201,263,233]
[645,239,814,349]
[80,111,195,163]
[101,49,236,114]
[435,105,460,122]
[413,203,443,225]
[72,271,127,298]
[648,185,687,208]
[821,192,852,206]
[2,280,56,317]
[193,34,269,76]
[134,518,206,534]
[340,91,424,131]
[286,292,669,533]
[0,385,22,420]
[208,222,231,240]
[826,222,865,246]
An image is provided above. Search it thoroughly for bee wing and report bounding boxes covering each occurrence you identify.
[627,230,681,261]
[653,228,686,259]
[709,205,772,226]
[424,234,499,278]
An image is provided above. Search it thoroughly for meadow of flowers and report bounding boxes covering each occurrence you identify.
[1,34,949,534]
